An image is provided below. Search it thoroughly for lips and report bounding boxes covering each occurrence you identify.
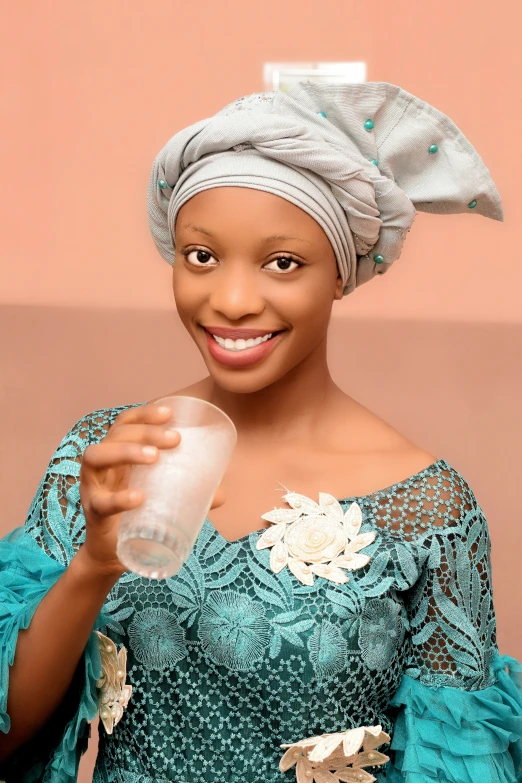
[202,327,285,368]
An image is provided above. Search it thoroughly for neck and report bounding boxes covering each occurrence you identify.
[197,338,347,444]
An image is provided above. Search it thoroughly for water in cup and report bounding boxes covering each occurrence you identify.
[117,396,237,579]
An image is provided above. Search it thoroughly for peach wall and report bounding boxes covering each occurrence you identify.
[2,1,521,781]
[1,0,521,322]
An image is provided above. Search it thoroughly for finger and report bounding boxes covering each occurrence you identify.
[104,420,182,448]
[83,429,181,469]
[111,402,173,428]
[106,422,182,447]
[89,487,144,518]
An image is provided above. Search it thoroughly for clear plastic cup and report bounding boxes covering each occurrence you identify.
[116,395,237,579]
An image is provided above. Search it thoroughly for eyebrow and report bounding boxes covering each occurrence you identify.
[179,224,312,245]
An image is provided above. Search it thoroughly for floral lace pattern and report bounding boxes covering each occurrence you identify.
[198,590,271,670]
[23,401,499,782]
[128,608,187,671]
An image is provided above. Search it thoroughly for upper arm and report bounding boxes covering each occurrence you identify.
[404,469,498,689]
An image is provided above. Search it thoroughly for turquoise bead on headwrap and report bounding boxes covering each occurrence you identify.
[147,81,503,296]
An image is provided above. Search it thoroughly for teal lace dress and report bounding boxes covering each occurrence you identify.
[0,402,521,783]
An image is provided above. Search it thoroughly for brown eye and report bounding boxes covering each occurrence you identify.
[184,249,217,267]
[264,256,302,274]
[276,258,292,270]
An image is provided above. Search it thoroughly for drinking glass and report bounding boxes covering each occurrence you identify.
[117,395,237,579]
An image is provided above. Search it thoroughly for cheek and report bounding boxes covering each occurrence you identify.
[172,262,202,311]
[275,278,335,331]
[171,271,201,335]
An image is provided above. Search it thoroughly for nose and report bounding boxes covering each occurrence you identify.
[208,265,265,320]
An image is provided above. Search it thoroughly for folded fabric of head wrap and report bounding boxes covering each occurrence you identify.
[147,81,503,296]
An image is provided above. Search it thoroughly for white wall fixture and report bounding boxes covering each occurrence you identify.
[263,62,367,92]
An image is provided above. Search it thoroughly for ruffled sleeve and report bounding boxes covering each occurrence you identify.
[386,654,522,782]
[0,411,112,783]
[385,469,522,783]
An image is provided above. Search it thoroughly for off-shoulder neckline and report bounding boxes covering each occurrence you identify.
[206,457,450,545]
[335,457,449,503]
[109,404,452,545]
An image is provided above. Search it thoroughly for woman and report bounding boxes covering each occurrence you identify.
[0,81,520,783]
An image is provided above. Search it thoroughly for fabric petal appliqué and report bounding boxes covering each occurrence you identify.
[311,563,349,583]
[280,724,391,783]
[287,556,315,586]
[257,522,286,549]
[257,490,374,584]
[95,631,132,735]
[270,539,289,573]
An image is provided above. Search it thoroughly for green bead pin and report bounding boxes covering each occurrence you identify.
[364,119,375,131]
[373,254,385,264]
[158,179,168,189]
[428,144,439,154]
[468,199,477,209]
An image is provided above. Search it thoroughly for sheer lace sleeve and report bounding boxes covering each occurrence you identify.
[24,406,133,564]
[386,467,522,783]
[402,470,497,689]
[0,403,141,783]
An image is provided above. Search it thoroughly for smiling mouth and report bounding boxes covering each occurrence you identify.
[201,326,286,367]
[202,324,285,349]
[207,330,283,352]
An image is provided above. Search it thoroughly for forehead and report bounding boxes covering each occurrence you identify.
[175,187,329,244]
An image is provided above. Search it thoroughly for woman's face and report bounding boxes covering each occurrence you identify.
[172,186,344,393]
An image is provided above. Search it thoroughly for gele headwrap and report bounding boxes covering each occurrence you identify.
[147,81,503,296]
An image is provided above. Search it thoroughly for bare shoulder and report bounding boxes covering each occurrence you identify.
[330,396,439,491]
[372,416,438,474]
[363,437,439,496]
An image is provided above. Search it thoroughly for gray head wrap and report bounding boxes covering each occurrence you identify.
[147,81,503,296]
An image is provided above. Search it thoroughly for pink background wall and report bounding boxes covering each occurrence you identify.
[1,1,521,781]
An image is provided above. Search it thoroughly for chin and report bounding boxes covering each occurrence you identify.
[203,363,286,394]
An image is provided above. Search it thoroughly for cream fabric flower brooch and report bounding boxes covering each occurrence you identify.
[256,490,375,585]
[95,631,132,734]
[280,724,390,783]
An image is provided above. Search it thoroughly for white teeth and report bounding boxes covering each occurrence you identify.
[212,333,274,351]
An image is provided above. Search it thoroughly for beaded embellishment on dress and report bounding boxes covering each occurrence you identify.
[257,489,375,585]
[280,724,391,782]
[95,631,132,734]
